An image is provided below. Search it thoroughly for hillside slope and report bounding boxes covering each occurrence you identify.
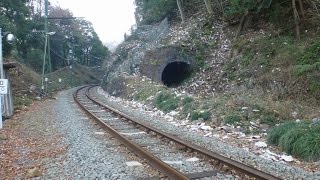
[101,3,320,163]
[8,62,101,111]
[102,7,320,118]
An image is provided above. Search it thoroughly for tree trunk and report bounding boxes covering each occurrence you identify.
[298,0,305,19]
[236,11,248,37]
[177,0,185,23]
[218,0,225,15]
[204,0,213,15]
[292,0,300,39]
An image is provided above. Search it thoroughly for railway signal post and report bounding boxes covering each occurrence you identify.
[0,28,14,129]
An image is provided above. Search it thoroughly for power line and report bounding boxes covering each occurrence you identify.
[48,17,84,20]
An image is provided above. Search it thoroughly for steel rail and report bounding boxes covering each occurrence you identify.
[74,86,189,180]
[85,86,282,180]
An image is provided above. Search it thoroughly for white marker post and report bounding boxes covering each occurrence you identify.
[0,79,8,129]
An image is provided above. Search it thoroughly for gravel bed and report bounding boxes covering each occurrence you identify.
[93,87,320,179]
[41,89,159,179]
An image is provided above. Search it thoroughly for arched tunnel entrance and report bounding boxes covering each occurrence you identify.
[161,62,192,87]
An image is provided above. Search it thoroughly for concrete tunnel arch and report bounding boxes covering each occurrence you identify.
[161,61,192,87]
[139,46,195,87]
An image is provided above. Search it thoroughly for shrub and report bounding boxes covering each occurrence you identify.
[309,77,320,93]
[226,0,266,16]
[182,97,193,105]
[267,121,297,145]
[268,121,320,161]
[293,62,320,76]
[14,96,33,108]
[278,127,308,154]
[182,102,193,112]
[244,127,261,135]
[154,91,179,113]
[191,111,211,121]
[292,131,320,161]
[134,91,149,101]
[260,115,278,126]
[224,114,242,124]
[297,39,320,65]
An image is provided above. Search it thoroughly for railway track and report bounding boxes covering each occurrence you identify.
[74,85,281,180]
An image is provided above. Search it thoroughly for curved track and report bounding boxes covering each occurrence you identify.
[74,85,281,180]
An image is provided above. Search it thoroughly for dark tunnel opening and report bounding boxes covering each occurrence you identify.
[161,62,192,87]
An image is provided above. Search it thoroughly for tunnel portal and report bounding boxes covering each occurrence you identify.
[161,62,192,87]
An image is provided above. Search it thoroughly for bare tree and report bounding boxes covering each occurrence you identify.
[28,0,43,16]
[177,0,185,23]
[298,0,305,19]
[292,0,301,39]
[204,0,213,15]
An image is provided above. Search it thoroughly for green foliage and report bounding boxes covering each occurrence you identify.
[182,102,193,114]
[240,36,296,67]
[267,1,283,25]
[154,91,179,113]
[25,49,44,73]
[293,62,320,76]
[226,0,272,16]
[191,111,211,121]
[226,0,258,15]
[135,0,177,24]
[0,1,110,74]
[270,121,320,161]
[278,127,308,154]
[224,114,242,124]
[260,115,278,126]
[14,96,32,109]
[292,38,320,77]
[297,39,320,65]
[244,127,261,135]
[290,38,320,96]
[49,17,110,70]
[292,131,320,161]
[149,59,161,65]
[182,97,193,105]
[0,0,30,57]
[185,30,208,67]
[134,86,163,101]
[309,77,320,93]
[181,96,196,118]
[267,121,297,145]
[195,53,206,67]
[134,90,150,101]
[45,64,100,91]
[227,35,303,85]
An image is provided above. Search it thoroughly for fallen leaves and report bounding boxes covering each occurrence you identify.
[0,101,66,179]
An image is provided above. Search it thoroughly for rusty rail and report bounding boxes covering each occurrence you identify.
[75,86,282,180]
[74,86,189,179]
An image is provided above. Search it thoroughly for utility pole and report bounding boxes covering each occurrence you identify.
[45,0,48,34]
[44,0,53,73]
[46,0,52,73]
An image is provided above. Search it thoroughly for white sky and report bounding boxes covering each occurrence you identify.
[52,0,136,46]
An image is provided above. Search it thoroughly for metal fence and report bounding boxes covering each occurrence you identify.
[130,17,169,44]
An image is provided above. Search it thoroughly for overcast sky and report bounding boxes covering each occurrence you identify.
[52,0,136,46]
